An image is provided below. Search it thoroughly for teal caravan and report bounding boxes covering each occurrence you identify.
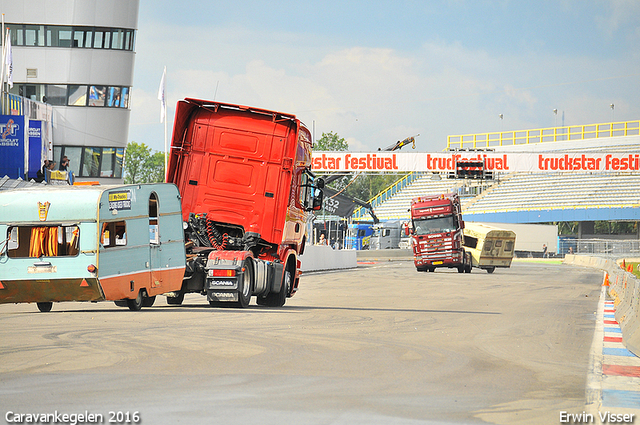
[0,184,186,312]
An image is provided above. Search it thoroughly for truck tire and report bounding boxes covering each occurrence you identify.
[37,302,53,312]
[465,252,472,273]
[486,267,496,274]
[236,259,253,308]
[260,268,290,307]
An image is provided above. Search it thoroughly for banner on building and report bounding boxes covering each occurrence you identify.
[0,115,25,179]
[311,152,640,173]
[28,120,44,179]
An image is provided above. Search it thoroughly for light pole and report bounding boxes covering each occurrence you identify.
[610,104,615,122]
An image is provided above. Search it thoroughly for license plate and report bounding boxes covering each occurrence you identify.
[432,261,443,265]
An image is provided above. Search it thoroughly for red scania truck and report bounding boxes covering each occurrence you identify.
[407,193,472,273]
[166,99,324,307]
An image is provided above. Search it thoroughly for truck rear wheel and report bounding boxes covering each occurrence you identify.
[260,268,290,307]
[236,259,253,308]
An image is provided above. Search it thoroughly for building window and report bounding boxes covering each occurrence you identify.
[120,87,130,109]
[3,24,135,51]
[25,25,45,46]
[45,85,67,106]
[73,27,92,48]
[9,83,132,109]
[107,87,121,107]
[55,146,124,179]
[88,86,106,107]
[68,85,88,106]
[47,26,73,47]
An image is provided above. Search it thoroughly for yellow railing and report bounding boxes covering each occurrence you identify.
[447,120,640,150]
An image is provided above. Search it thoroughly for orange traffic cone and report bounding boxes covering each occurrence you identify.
[621,259,626,269]
[603,273,610,287]
[628,264,633,273]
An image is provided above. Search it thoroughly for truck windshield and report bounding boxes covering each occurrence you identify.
[413,216,456,235]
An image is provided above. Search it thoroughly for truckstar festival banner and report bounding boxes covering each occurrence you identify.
[311,152,640,173]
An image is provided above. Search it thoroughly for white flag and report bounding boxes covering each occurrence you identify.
[157,67,166,123]
[4,30,12,89]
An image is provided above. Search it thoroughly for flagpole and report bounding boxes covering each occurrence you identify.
[163,67,168,181]
[158,66,167,181]
[1,14,6,93]
[164,85,168,180]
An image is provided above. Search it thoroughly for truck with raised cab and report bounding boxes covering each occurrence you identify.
[166,99,324,307]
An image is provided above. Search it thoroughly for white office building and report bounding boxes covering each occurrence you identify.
[1,0,139,181]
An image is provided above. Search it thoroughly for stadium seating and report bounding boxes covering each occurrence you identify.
[372,171,640,221]
[462,172,640,214]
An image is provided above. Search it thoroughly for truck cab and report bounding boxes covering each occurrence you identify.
[345,223,373,250]
[408,193,471,273]
[167,99,323,307]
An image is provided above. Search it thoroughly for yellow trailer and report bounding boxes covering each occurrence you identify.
[463,222,516,273]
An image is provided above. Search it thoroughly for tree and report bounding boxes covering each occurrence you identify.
[142,151,166,183]
[314,131,349,151]
[313,131,409,214]
[123,142,165,184]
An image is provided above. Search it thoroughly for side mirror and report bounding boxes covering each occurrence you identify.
[316,178,325,189]
[311,189,324,211]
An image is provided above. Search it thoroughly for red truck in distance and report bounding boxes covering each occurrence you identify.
[166,99,324,307]
[407,193,472,273]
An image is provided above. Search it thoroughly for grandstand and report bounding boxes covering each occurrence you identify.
[357,120,640,237]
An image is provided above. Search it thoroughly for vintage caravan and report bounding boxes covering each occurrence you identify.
[0,184,185,311]
[462,222,516,273]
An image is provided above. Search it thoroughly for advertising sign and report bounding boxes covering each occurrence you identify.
[108,190,132,211]
[311,151,640,173]
[28,120,43,179]
[0,115,25,179]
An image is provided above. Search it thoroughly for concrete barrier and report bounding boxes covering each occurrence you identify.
[356,249,414,261]
[564,254,640,357]
[299,245,357,272]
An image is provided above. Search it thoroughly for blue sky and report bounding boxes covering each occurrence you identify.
[129,0,640,153]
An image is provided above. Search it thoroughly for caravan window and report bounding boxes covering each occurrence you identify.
[6,225,80,258]
[101,221,127,248]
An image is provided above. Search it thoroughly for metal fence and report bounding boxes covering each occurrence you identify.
[447,119,640,150]
[562,238,640,256]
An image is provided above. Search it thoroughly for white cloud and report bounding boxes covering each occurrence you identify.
[129,17,640,154]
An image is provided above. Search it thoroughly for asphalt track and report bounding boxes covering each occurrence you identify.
[0,260,603,425]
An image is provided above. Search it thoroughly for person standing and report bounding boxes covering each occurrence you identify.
[59,156,69,171]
